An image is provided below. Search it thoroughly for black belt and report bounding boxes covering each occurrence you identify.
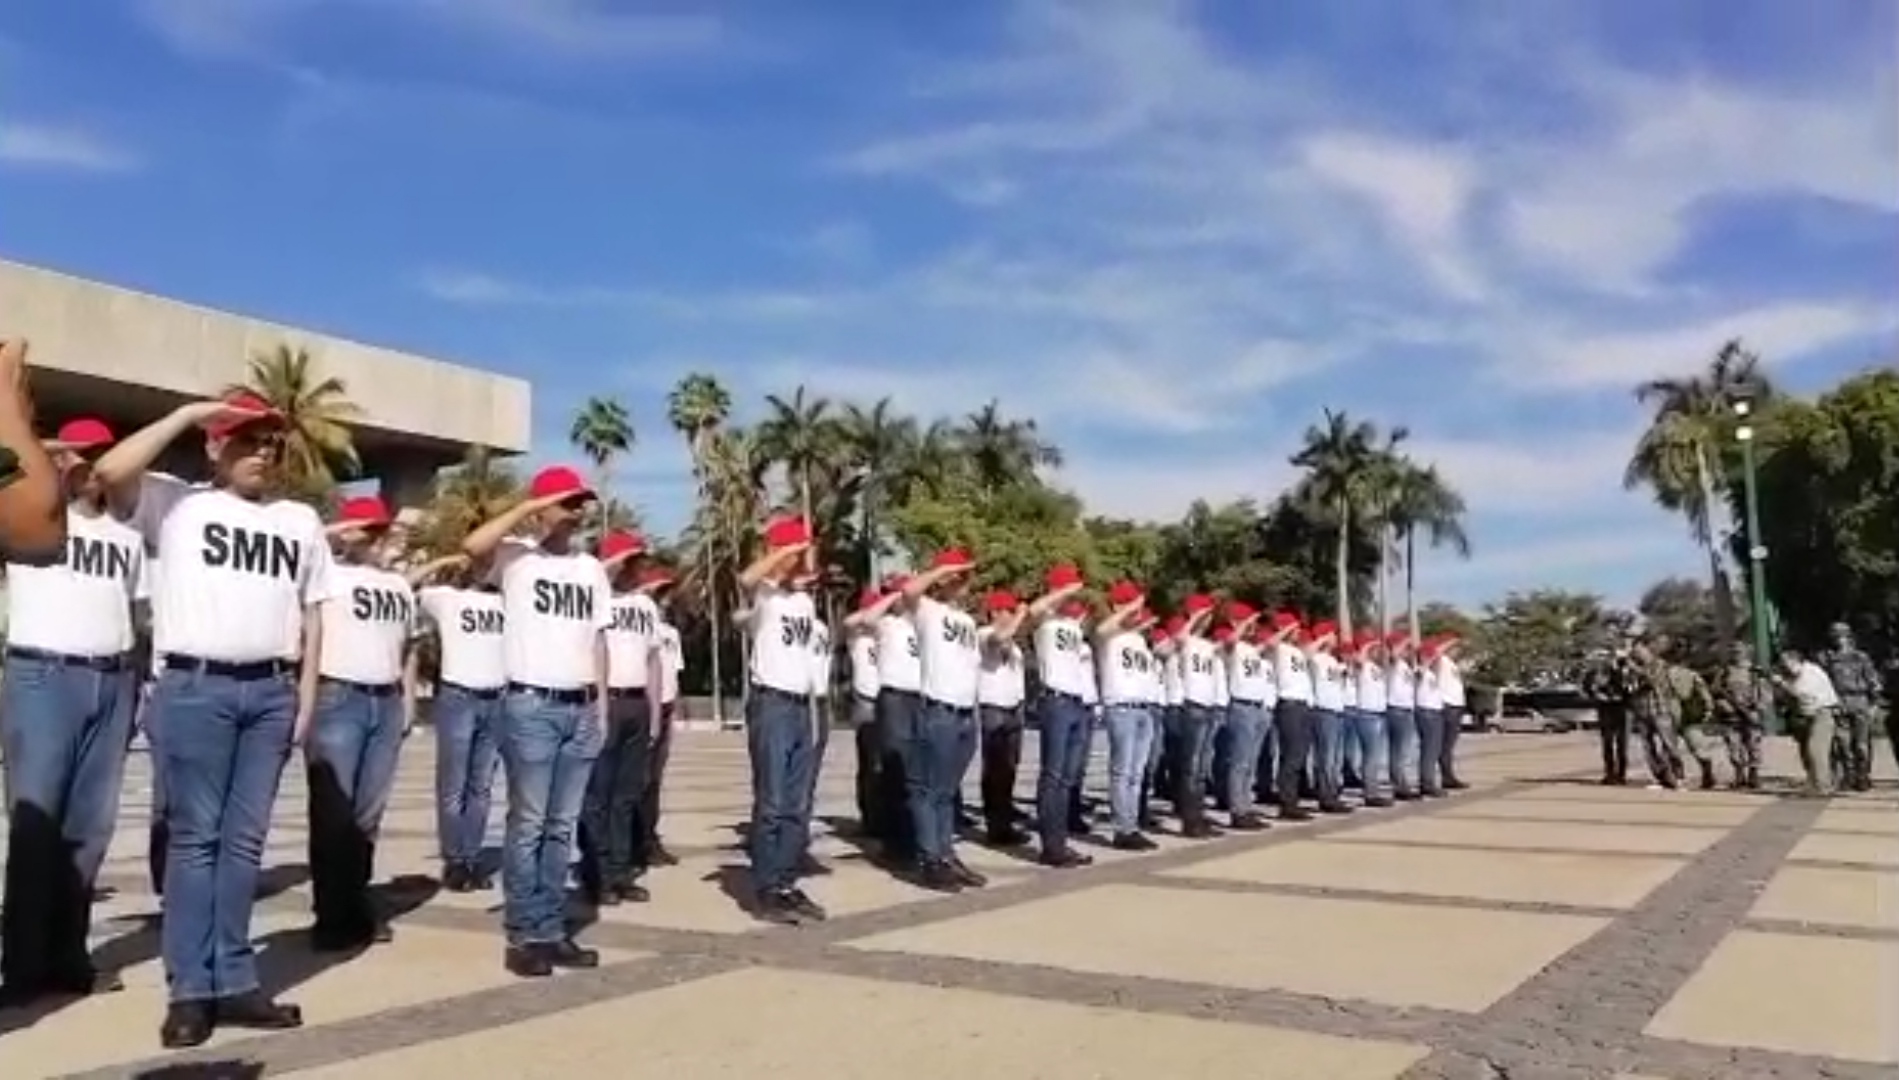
[878,687,920,699]
[321,676,401,697]
[1041,689,1085,704]
[924,698,974,715]
[164,655,296,681]
[506,682,596,705]
[1230,698,1264,708]
[755,685,810,703]
[607,687,649,700]
[441,682,504,700]
[7,646,130,672]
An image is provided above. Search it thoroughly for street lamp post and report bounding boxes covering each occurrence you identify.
[1733,398,1778,735]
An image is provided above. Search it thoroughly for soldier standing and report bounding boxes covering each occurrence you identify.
[1817,623,1883,792]
[1710,641,1768,789]
[1582,648,1638,785]
[1627,639,1701,789]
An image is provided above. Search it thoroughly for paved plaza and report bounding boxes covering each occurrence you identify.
[0,728,1893,1079]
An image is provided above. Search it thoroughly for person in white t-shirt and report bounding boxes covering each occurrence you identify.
[91,392,337,1046]
[1434,635,1469,790]
[795,561,840,867]
[576,530,665,909]
[853,575,921,860]
[638,565,684,867]
[1218,601,1271,832]
[460,465,613,979]
[839,587,887,844]
[413,551,507,894]
[899,548,985,890]
[974,589,1028,845]
[1169,593,1221,837]
[1140,622,1175,828]
[1202,621,1234,810]
[1026,563,1090,867]
[1343,632,1393,807]
[302,495,418,952]
[1149,615,1185,811]
[1095,581,1158,849]
[1383,631,1421,800]
[1304,621,1353,815]
[0,417,147,1006]
[1413,634,1449,797]
[1265,611,1315,822]
[737,515,829,924]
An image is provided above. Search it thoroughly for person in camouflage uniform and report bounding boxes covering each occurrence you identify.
[1817,623,1883,792]
[1581,647,1641,785]
[1709,640,1768,790]
[1627,639,1712,789]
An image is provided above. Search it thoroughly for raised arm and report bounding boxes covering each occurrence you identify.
[404,552,469,588]
[461,493,564,559]
[844,591,900,629]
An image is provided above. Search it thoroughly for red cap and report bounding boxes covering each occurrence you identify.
[984,589,1020,613]
[1211,624,1235,644]
[1058,598,1090,619]
[637,565,676,590]
[1225,601,1257,623]
[1163,614,1187,636]
[1183,593,1214,615]
[1386,630,1412,648]
[880,572,911,592]
[931,547,975,572]
[1107,580,1144,607]
[857,587,883,610]
[1128,606,1156,628]
[1147,626,1169,646]
[1270,611,1301,631]
[204,392,285,440]
[1045,563,1084,592]
[1420,635,1446,657]
[528,465,593,502]
[598,530,646,562]
[55,417,115,449]
[335,495,392,528]
[1308,619,1338,643]
[763,516,812,550]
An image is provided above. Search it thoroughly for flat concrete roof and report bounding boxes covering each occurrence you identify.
[0,258,532,458]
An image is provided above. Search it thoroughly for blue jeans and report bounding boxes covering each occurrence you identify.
[499,689,601,946]
[1415,707,1446,793]
[1173,704,1219,825]
[911,699,976,861]
[306,680,406,934]
[0,651,136,986]
[1344,708,1390,800]
[1034,692,1090,853]
[1386,707,1419,796]
[1222,702,1270,817]
[1313,708,1345,797]
[434,686,503,867]
[1146,707,1170,779]
[745,687,814,892]
[1195,706,1226,793]
[1103,705,1155,835]
[152,665,296,1002]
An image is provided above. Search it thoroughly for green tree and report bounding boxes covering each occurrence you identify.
[1291,408,1386,639]
[225,343,362,506]
[409,445,520,558]
[1387,460,1471,646]
[1637,576,1723,668]
[568,395,636,498]
[1468,590,1631,688]
[667,373,733,715]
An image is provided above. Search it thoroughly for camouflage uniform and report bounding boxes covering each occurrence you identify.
[1818,644,1883,792]
[1710,657,1768,789]
[1630,659,1708,788]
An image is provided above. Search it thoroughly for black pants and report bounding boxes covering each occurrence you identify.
[875,689,920,861]
[1,805,95,991]
[978,705,1023,835]
[1440,706,1464,782]
[1274,700,1317,810]
[1254,715,1279,803]
[306,760,380,939]
[642,702,675,854]
[850,696,881,835]
[1598,706,1630,782]
[578,694,652,894]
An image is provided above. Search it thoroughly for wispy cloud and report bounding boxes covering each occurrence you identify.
[0,122,139,172]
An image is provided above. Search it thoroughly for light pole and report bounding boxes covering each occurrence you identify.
[1733,397,1778,735]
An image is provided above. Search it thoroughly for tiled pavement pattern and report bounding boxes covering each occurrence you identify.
[1,731,1894,1079]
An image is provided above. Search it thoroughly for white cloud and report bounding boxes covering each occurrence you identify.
[0,122,139,172]
[1297,132,1487,302]
[1408,428,1643,515]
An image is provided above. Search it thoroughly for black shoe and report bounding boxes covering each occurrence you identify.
[544,939,600,970]
[442,863,471,892]
[751,889,802,925]
[160,1000,216,1048]
[1037,847,1092,869]
[1279,806,1314,822]
[1444,777,1469,790]
[785,887,829,921]
[1111,832,1159,851]
[947,858,989,888]
[1182,821,1224,839]
[1228,813,1269,831]
[1318,802,1354,815]
[1394,789,1420,801]
[1598,775,1619,786]
[216,990,303,1030]
[371,922,395,945]
[915,859,967,892]
[309,923,369,954]
[505,945,554,977]
[612,881,651,903]
[648,843,679,867]
[1364,796,1395,808]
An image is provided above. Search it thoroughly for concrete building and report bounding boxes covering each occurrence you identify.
[1,258,531,505]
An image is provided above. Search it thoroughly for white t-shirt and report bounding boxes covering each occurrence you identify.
[749,582,818,695]
[1271,641,1312,704]
[848,628,880,699]
[419,586,507,691]
[1312,652,1346,711]
[1034,617,1091,698]
[318,563,416,686]
[1098,630,1154,706]
[1180,636,1220,707]
[6,507,148,658]
[809,620,834,699]
[976,628,1025,708]
[916,596,980,708]
[1787,662,1839,711]
[136,474,336,663]
[1417,663,1444,709]
[658,622,682,703]
[493,536,612,691]
[1438,657,1466,707]
[1228,641,1270,703]
[1356,661,1387,712]
[1387,658,1416,709]
[1211,651,1230,707]
[1142,647,1163,704]
[604,591,661,690]
[875,613,921,693]
[1078,641,1098,704]
[1160,650,1183,707]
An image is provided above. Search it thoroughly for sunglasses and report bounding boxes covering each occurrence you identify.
[231,428,287,457]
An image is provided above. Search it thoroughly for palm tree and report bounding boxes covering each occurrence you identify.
[667,373,732,720]
[753,386,839,536]
[678,427,765,719]
[1624,339,1773,639]
[1357,427,1410,637]
[838,397,910,582]
[1387,461,1472,646]
[568,396,636,497]
[225,344,362,504]
[1291,408,1382,640]
[409,445,522,558]
[957,399,1062,492]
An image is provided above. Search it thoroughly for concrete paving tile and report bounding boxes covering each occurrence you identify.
[1329,816,1724,856]
[1444,795,1756,828]
[1646,930,1899,1064]
[1162,840,1684,909]
[282,968,1431,1079]
[0,913,645,1076]
[1788,830,1899,868]
[1813,805,1899,837]
[840,883,1606,1012]
[1502,784,1763,807]
[1749,865,1899,930]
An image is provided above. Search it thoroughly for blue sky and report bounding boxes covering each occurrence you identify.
[3,0,1895,610]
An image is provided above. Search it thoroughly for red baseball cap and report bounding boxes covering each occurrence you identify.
[334,495,392,529]
[1183,593,1215,615]
[1107,580,1144,606]
[1211,624,1235,644]
[1225,600,1257,623]
[528,465,594,503]
[880,572,911,592]
[1386,630,1412,648]
[763,516,811,550]
[984,589,1020,613]
[1270,610,1302,632]
[1162,614,1187,636]
[54,417,115,450]
[1045,563,1084,592]
[931,547,975,572]
[204,391,286,440]
[857,587,884,610]
[637,565,676,590]
[598,530,646,563]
